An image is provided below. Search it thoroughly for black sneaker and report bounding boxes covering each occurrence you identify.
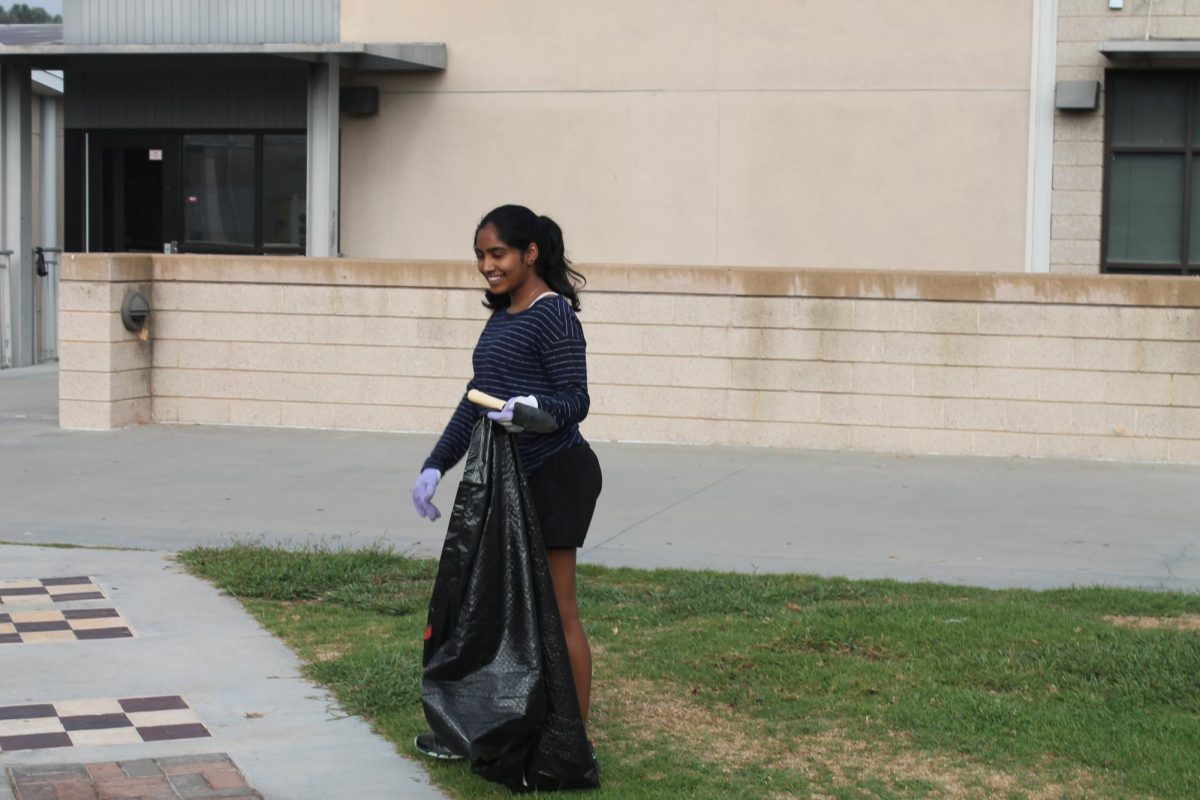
[414,731,464,761]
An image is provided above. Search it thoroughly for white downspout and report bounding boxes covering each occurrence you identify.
[1026,0,1058,273]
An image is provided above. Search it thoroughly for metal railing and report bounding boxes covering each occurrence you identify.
[0,247,62,369]
[35,246,61,363]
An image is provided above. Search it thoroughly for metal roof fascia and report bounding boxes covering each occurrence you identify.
[0,41,446,71]
[1101,39,1200,60]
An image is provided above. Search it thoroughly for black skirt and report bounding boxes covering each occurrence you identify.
[526,443,602,549]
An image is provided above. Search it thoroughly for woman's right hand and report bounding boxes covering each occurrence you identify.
[412,468,442,521]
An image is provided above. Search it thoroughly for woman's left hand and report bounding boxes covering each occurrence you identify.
[487,395,538,432]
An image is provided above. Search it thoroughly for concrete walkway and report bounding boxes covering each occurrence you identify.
[1,364,1198,799]
[3,365,1198,591]
[0,543,445,800]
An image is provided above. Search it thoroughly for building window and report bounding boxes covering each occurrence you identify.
[182,132,306,255]
[183,134,257,249]
[1104,72,1200,275]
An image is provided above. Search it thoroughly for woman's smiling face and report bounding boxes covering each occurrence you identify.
[475,223,537,296]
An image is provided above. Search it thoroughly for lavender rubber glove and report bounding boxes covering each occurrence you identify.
[486,395,538,433]
[412,468,442,521]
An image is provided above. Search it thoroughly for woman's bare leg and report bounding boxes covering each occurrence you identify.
[546,548,592,724]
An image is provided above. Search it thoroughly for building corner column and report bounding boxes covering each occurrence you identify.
[306,56,341,258]
[1,62,33,366]
[39,92,59,362]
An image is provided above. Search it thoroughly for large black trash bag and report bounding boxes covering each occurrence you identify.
[422,418,599,792]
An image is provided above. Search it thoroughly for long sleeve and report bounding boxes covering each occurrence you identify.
[421,383,479,474]
[533,304,589,428]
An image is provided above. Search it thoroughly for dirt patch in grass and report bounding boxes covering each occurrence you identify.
[1104,614,1200,631]
[779,729,1098,800]
[599,678,765,771]
[600,678,1099,799]
[314,645,344,662]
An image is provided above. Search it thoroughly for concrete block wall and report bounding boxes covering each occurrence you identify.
[60,255,1200,465]
[577,278,1200,464]
[148,278,485,433]
[1053,0,1200,274]
[58,254,153,429]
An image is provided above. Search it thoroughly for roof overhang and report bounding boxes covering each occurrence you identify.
[0,41,446,71]
[32,69,62,96]
[1101,39,1200,61]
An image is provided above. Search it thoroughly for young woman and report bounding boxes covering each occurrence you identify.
[411,204,602,760]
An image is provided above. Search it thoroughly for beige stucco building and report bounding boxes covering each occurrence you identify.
[3,1,1199,464]
[340,1,1038,273]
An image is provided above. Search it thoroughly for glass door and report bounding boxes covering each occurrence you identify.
[87,133,180,253]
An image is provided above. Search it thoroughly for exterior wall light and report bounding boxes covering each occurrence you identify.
[340,86,380,117]
[121,291,151,333]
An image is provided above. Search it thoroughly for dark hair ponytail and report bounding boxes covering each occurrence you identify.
[476,204,586,312]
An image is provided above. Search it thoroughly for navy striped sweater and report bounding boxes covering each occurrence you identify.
[423,293,590,476]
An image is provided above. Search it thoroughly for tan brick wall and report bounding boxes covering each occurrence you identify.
[60,255,1200,465]
[1053,0,1200,273]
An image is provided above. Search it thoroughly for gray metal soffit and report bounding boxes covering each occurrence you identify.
[0,40,446,71]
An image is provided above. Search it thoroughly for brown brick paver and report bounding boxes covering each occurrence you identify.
[93,776,163,791]
[83,763,123,781]
[9,785,57,800]
[201,770,248,790]
[52,784,98,800]
[7,754,263,800]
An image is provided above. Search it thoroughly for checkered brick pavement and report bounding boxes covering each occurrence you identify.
[0,696,211,752]
[0,577,106,605]
[0,608,134,644]
[7,753,264,799]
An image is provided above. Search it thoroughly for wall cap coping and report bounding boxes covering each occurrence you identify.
[59,254,1200,308]
[61,253,154,283]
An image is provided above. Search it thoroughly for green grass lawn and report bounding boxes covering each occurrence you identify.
[178,544,1200,800]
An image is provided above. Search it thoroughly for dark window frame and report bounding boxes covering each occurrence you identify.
[1102,69,1199,276]
[71,128,307,256]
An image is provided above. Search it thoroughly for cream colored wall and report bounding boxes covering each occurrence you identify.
[59,255,1200,465]
[339,1,1034,272]
[1052,0,1200,274]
